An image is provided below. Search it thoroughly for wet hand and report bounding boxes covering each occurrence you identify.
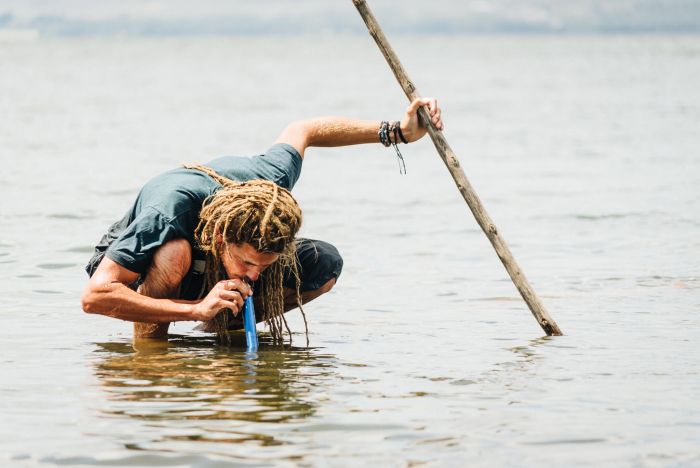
[401,97,443,142]
[192,279,252,321]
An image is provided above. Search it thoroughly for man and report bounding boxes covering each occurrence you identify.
[81,97,444,341]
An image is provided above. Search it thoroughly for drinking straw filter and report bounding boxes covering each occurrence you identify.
[243,294,258,352]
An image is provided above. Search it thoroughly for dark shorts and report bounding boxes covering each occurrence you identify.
[85,238,343,301]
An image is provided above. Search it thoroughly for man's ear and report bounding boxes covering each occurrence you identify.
[214,233,226,253]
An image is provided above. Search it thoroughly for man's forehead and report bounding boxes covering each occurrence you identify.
[226,242,279,265]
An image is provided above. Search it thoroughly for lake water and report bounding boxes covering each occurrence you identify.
[1,35,699,466]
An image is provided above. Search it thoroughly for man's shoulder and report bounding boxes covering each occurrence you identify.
[144,167,217,196]
[206,144,303,191]
[137,168,217,219]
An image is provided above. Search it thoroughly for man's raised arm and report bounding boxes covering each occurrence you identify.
[275,97,443,157]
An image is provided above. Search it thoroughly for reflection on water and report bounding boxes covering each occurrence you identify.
[90,336,338,455]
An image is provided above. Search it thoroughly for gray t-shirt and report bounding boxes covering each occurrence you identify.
[97,143,302,274]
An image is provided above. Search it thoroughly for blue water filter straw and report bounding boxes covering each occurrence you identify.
[243,294,259,352]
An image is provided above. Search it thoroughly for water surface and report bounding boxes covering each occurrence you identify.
[1,35,699,466]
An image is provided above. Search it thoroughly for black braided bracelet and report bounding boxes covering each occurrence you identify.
[381,120,407,174]
[395,121,408,144]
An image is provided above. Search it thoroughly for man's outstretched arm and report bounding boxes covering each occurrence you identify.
[275,97,443,157]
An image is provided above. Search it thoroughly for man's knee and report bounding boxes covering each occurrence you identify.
[155,238,191,272]
[311,244,342,296]
[292,239,343,293]
[142,239,192,295]
[318,277,336,295]
[291,277,337,310]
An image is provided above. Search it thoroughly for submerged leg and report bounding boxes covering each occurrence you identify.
[134,239,192,339]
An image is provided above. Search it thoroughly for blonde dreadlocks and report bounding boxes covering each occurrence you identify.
[185,164,305,345]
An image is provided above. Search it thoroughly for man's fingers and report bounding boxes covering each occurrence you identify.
[407,97,441,128]
[406,98,423,114]
[432,110,443,129]
[218,301,239,316]
[421,98,443,130]
[220,290,243,305]
[427,98,438,116]
[407,97,433,113]
[221,279,252,297]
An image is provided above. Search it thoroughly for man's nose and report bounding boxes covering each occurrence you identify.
[246,268,261,282]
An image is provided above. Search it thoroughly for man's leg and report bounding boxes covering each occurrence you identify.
[280,238,343,313]
[283,278,337,311]
[134,239,192,339]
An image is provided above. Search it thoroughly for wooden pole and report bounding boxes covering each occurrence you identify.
[352,0,563,336]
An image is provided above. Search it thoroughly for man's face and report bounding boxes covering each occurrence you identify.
[220,242,279,283]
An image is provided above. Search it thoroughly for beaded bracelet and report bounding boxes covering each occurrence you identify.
[378,121,391,147]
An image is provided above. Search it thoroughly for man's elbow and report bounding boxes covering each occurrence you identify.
[81,284,110,315]
[277,120,312,156]
[285,120,312,137]
[81,289,98,314]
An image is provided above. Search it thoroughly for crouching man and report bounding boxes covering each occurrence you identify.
[81,97,444,342]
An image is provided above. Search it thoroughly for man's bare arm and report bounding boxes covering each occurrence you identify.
[81,257,245,323]
[276,97,443,157]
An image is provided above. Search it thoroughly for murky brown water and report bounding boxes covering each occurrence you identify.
[1,35,699,466]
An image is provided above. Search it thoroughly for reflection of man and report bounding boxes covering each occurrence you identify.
[81,98,444,341]
[93,340,336,425]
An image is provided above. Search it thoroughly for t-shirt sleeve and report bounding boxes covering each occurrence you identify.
[208,143,303,190]
[105,207,180,274]
[248,143,303,190]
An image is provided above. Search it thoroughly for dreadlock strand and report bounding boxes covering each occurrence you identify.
[260,183,279,237]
